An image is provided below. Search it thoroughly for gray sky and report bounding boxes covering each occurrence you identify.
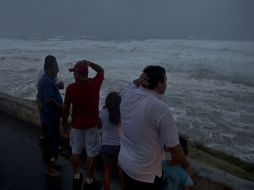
[0,0,254,40]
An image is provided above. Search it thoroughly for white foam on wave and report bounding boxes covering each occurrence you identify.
[0,38,254,162]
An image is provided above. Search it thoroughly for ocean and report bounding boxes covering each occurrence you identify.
[0,37,253,162]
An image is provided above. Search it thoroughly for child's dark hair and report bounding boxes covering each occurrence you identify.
[179,136,188,155]
[104,92,121,126]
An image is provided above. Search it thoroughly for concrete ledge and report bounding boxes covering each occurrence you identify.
[190,159,254,190]
[0,92,40,126]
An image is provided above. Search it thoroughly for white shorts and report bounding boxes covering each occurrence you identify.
[70,127,100,157]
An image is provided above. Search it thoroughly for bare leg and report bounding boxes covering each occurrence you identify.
[86,156,95,178]
[117,165,125,190]
[72,154,81,175]
[103,164,113,190]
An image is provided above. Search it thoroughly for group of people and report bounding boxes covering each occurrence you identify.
[36,55,193,190]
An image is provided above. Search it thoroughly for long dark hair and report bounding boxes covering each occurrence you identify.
[104,92,121,126]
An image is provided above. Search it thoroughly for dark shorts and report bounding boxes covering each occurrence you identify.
[121,169,162,190]
[101,145,120,165]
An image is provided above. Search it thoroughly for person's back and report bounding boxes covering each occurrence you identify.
[100,107,121,146]
[66,74,102,129]
[118,66,190,190]
[99,92,123,190]
[120,86,171,182]
[62,60,104,190]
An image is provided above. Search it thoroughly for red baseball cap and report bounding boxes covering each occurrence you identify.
[69,61,88,74]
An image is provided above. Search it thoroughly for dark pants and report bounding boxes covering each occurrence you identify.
[122,169,162,190]
[41,117,60,164]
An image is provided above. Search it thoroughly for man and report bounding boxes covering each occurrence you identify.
[37,55,64,177]
[36,62,64,140]
[119,65,191,190]
[62,60,104,190]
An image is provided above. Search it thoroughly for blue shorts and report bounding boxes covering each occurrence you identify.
[101,145,120,165]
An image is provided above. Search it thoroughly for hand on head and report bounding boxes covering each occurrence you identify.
[134,73,149,87]
[78,60,90,67]
[139,73,149,86]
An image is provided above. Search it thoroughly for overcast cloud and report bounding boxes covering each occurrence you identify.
[0,0,253,40]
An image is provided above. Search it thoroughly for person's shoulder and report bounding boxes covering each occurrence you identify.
[66,83,76,90]
[147,96,169,113]
[38,74,49,85]
[92,72,104,81]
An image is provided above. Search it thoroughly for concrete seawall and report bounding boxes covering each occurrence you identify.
[0,92,253,190]
[0,92,40,126]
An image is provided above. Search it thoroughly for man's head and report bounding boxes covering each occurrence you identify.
[69,61,89,80]
[142,65,167,95]
[44,55,59,77]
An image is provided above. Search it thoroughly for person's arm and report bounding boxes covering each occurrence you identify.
[133,73,149,87]
[46,99,63,110]
[41,80,63,110]
[84,60,104,74]
[120,73,148,96]
[62,87,71,127]
[158,107,191,175]
[165,145,191,175]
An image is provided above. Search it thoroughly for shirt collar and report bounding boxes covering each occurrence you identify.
[137,86,163,100]
[75,78,91,83]
[45,72,55,81]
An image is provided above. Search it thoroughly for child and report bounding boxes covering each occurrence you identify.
[99,92,124,190]
[162,136,193,190]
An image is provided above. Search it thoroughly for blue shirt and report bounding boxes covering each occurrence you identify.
[162,160,193,190]
[37,73,63,123]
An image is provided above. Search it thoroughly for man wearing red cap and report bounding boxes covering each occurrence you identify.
[62,60,104,190]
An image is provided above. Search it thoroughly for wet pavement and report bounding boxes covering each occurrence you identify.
[0,111,120,190]
[2,110,254,190]
[0,111,71,190]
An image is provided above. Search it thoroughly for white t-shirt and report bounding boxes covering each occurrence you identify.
[100,108,121,146]
[118,84,179,183]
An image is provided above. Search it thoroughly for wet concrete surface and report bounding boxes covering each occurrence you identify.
[2,110,253,190]
[0,111,120,190]
[0,111,72,190]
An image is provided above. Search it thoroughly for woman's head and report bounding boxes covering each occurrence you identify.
[104,92,121,126]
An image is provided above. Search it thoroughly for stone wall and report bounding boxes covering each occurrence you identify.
[0,92,40,126]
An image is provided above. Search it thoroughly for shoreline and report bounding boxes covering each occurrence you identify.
[0,92,253,189]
